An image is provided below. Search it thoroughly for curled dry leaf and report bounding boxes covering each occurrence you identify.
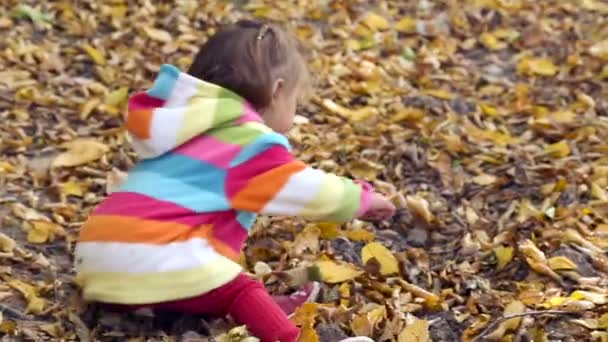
[406,195,435,224]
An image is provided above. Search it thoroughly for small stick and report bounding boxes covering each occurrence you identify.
[0,303,29,320]
[471,310,578,342]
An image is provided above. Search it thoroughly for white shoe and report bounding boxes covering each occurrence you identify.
[338,337,375,342]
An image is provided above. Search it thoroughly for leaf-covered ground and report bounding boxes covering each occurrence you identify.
[1,0,608,341]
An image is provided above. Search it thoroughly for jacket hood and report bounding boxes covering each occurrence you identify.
[124,64,262,159]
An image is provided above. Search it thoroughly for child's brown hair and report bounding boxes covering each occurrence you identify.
[188,20,309,110]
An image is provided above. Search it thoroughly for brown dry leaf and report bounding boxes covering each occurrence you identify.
[52,139,109,168]
[406,195,435,224]
[398,317,430,342]
[361,242,399,276]
[0,233,17,254]
[315,260,363,284]
[472,174,497,186]
[292,225,320,255]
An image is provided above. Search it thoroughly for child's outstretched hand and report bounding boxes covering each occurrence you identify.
[360,193,396,221]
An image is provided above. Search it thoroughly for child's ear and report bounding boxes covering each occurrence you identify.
[271,78,285,99]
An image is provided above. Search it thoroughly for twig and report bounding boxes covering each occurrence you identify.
[471,310,579,342]
[0,303,29,320]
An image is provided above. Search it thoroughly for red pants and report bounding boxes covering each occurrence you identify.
[106,274,300,342]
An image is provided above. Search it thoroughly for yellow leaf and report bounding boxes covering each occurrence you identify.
[351,306,386,336]
[361,242,399,276]
[399,280,442,310]
[27,220,66,244]
[589,40,608,60]
[544,141,570,158]
[52,139,109,168]
[298,326,319,342]
[0,233,17,254]
[80,98,100,120]
[60,180,86,198]
[480,32,506,50]
[391,108,425,123]
[547,256,577,271]
[317,222,340,240]
[406,195,435,224]
[472,174,497,186]
[543,296,567,308]
[315,260,362,283]
[395,17,416,32]
[344,228,376,242]
[485,300,525,340]
[82,43,106,65]
[423,89,455,100]
[591,182,608,201]
[319,99,378,121]
[348,159,383,180]
[517,57,558,76]
[398,317,430,342]
[291,302,318,327]
[480,103,499,116]
[570,290,608,304]
[105,87,129,107]
[143,26,172,43]
[7,279,46,315]
[551,110,576,124]
[493,246,514,270]
[361,12,390,31]
[339,282,350,307]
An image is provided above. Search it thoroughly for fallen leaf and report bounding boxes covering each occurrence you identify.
[350,305,386,337]
[52,139,109,168]
[292,225,320,255]
[361,12,390,31]
[544,141,570,158]
[589,40,608,60]
[493,246,514,271]
[485,300,526,340]
[406,195,435,224]
[517,57,558,76]
[82,44,106,65]
[0,233,16,254]
[344,228,376,242]
[317,222,340,240]
[143,26,172,42]
[472,174,497,186]
[315,260,363,283]
[398,317,430,342]
[547,256,578,271]
[361,242,399,276]
[7,279,46,314]
[395,17,416,32]
[26,220,66,244]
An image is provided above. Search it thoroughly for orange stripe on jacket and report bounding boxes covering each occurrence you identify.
[125,109,154,139]
[230,160,306,212]
[79,215,239,260]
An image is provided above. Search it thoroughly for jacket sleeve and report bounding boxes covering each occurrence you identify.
[225,140,372,222]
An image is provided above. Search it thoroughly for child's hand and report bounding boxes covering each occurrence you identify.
[360,193,396,221]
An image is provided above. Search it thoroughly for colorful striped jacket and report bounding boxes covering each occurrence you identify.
[75,64,372,304]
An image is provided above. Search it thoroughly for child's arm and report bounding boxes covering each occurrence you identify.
[226,142,385,222]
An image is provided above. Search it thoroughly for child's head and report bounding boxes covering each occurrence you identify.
[188,20,309,134]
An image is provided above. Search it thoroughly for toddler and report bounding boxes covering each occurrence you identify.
[75,20,396,342]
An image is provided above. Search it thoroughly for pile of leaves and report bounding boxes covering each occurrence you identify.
[1,0,608,341]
